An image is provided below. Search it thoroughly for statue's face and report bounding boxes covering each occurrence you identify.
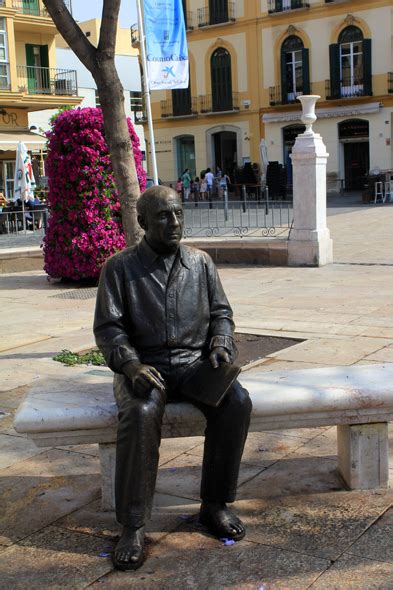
[142,193,184,254]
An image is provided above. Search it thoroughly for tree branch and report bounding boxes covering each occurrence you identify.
[98,0,121,55]
[43,0,96,72]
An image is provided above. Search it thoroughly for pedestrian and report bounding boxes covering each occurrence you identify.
[205,168,215,207]
[192,176,200,207]
[175,177,183,200]
[181,168,192,202]
[219,172,231,200]
[200,175,208,201]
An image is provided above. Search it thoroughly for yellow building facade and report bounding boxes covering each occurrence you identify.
[0,0,81,197]
[148,0,393,191]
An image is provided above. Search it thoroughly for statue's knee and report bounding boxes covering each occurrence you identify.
[227,382,252,416]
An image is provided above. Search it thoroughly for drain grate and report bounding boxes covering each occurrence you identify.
[51,287,98,300]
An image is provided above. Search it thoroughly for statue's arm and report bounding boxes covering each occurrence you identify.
[93,257,140,373]
[205,256,237,363]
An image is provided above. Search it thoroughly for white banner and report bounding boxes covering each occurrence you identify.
[144,0,189,90]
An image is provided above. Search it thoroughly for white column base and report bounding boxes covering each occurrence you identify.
[99,442,116,511]
[337,423,389,490]
[288,235,333,267]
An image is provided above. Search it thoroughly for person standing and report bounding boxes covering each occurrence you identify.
[181,168,192,202]
[205,168,215,208]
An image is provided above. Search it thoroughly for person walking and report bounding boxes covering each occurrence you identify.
[181,168,192,202]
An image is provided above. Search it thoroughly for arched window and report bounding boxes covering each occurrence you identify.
[280,36,310,104]
[329,26,372,99]
[211,47,233,112]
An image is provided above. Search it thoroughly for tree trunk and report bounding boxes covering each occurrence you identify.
[43,0,143,246]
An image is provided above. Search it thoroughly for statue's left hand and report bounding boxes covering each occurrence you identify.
[209,346,231,369]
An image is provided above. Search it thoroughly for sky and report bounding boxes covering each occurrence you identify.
[72,0,138,27]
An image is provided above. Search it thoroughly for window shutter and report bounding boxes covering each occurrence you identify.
[280,50,287,104]
[302,48,310,94]
[329,43,340,99]
[275,0,283,11]
[363,38,372,96]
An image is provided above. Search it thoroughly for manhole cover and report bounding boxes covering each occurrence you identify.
[51,287,98,300]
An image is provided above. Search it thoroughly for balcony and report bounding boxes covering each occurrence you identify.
[160,97,198,118]
[389,72,393,93]
[268,0,309,14]
[325,79,366,100]
[184,10,195,31]
[12,0,72,16]
[198,2,235,27]
[199,92,239,113]
[17,65,77,96]
[269,86,309,106]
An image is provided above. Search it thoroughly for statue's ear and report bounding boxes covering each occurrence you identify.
[138,215,147,231]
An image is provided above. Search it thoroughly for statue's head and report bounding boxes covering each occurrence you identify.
[137,185,184,254]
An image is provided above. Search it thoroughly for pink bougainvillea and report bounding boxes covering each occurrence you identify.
[43,107,146,280]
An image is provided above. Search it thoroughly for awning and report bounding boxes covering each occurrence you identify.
[0,130,46,151]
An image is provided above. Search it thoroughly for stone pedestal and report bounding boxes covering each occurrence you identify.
[288,96,333,267]
[337,423,389,490]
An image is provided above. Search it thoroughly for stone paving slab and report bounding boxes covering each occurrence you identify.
[309,554,393,589]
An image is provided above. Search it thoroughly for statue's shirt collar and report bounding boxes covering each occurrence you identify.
[138,238,191,270]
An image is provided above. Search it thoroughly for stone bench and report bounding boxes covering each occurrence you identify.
[14,363,393,510]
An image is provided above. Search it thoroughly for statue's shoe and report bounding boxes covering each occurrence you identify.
[199,503,246,542]
[112,526,145,571]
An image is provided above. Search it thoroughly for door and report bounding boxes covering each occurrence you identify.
[211,48,232,112]
[177,136,196,178]
[209,0,228,24]
[344,142,369,190]
[213,131,237,176]
[25,44,49,93]
[172,87,191,116]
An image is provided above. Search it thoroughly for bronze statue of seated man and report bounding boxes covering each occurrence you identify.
[94,185,252,571]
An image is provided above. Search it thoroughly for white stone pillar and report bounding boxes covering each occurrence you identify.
[288,95,333,266]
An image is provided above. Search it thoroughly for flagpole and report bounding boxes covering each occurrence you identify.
[136,0,159,185]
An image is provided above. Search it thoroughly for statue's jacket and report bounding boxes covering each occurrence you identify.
[93,238,235,374]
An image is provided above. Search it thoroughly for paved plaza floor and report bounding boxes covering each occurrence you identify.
[1,199,393,588]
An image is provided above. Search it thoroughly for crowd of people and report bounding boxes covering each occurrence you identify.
[174,166,231,205]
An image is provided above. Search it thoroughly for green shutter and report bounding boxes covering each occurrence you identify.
[25,44,36,93]
[329,43,340,99]
[280,49,287,104]
[275,0,283,11]
[302,48,310,94]
[363,38,372,96]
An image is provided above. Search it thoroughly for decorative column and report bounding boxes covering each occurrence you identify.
[288,95,333,266]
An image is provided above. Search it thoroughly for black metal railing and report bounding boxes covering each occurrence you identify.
[268,85,311,106]
[198,2,235,27]
[161,97,198,118]
[388,72,393,93]
[182,195,293,239]
[12,0,72,16]
[268,0,309,14]
[200,92,239,113]
[17,65,78,96]
[0,206,48,236]
[325,78,365,99]
[185,10,195,30]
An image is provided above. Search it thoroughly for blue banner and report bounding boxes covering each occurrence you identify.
[144,0,189,90]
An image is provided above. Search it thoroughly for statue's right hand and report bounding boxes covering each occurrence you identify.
[122,361,167,397]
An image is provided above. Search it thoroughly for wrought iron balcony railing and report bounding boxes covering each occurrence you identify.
[184,10,195,30]
[199,92,239,113]
[12,0,72,16]
[198,2,235,27]
[268,85,311,106]
[160,97,198,118]
[325,78,365,100]
[268,0,309,14]
[388,72,393,93]
[17,65,77,96]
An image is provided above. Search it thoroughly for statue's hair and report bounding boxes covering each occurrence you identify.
[137,185,180,220]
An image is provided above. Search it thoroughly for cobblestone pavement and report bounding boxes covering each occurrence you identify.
[1,199,393,589]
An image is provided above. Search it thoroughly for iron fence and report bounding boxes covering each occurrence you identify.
[268,85,312,106]
[197,2,235,27]
[268,0,309,14]
[0,206,48,237]
[325,78,365,99]
[199,92,239,113]
[182,192,293,239]
[160,96,198,118]
[17,65,78,96]
[185,10,195,30]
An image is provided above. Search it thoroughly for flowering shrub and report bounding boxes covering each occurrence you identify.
[43,107,146,280]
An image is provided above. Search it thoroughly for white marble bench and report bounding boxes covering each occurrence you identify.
[14,363,393,510]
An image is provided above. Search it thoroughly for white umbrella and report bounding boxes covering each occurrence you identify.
[14,141,36,202]
[259,138,269,190]
[13,141,36,232]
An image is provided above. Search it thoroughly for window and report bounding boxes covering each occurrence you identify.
[130,91,144,123]
[0,18,9,90]
[209,0,229,25]
[280,36,309,104]
[328,27,372,99]
[211,47,233,112]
